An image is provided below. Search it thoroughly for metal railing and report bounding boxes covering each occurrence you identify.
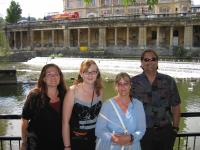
[0,112,200,150]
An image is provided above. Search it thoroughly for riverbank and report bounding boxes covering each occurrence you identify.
[1,50,200,62]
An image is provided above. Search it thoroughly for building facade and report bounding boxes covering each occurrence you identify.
[4,0,200,57]
[63,0,191,18]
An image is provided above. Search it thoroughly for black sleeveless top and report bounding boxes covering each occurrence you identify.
[70,97,102,133]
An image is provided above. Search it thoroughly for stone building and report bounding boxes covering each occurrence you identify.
[4,0,200,57]
[64,0,191,18]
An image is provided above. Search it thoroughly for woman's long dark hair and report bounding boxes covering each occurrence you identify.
[28,63,67,108]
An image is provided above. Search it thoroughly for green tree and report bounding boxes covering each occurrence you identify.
[147,0,158,9]
[6,0,22,23]
[0,19,10,56]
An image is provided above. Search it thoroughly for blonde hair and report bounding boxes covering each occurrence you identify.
[74,59,103,96]
[115,72,132,99]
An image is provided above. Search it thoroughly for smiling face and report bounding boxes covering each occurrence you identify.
[141,51,158,73]
[81,63,98,84]
[43,66,60,88]
[115,73,131,97]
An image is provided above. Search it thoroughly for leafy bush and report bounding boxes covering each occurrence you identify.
[49,53,64,59]
[172,46,187,57]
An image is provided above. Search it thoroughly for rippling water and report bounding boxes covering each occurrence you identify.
[0,57,200,149]
[24,57,200,78]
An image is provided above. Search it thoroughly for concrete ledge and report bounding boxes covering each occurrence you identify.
[0,69,17,84]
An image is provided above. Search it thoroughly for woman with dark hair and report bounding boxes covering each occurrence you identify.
[62,59,103,150]
[95,72,146,150]
[20,63,67,150]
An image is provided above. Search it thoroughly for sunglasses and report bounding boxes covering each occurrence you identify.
[143,57,157,62]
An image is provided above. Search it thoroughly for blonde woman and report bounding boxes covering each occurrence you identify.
[62,59,103,150]
[95,72,146,150]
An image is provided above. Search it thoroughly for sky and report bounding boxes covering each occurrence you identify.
[0,0,63,19]
[0,0,200,19]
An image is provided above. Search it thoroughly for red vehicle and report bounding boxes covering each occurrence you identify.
[51,11,79,20]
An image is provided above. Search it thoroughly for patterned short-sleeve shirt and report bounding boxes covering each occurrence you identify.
[131,72,181,128]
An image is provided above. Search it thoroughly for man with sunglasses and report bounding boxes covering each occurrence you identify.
[131,49,181,150]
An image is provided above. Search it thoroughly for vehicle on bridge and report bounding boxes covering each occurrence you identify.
[44,11,79,21]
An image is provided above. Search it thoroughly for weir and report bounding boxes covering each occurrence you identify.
[24,57,200,79]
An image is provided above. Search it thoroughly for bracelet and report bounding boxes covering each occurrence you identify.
[64,145,71,148]
[130,134,134,142]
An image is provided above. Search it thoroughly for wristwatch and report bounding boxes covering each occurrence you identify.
[130,134,134,143]
[173,126,179,132]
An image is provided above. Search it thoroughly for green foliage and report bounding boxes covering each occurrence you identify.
[84,0,157,8]
[0,19,10,56]
[122,0,136,6]
[0,31,10,56]
[49,53,64,59]
[0,17,5,27]
[147,0,158,9]
[6,0,22,23]
[172,46,187,58]
[84,0,92,5]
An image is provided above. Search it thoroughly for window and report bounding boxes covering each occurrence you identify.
[77,0,83,7]
[91,0,96,6]
[159,7,170,13]
[152,31,157,40]
[105,0,111,6]
[173,30,179,37]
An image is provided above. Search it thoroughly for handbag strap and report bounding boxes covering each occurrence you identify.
[110,99,128,134]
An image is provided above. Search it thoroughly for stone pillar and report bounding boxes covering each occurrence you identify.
[41,30,44,48]
[20,31,23,49]
[52,30,55,47]
[170,26,173,48]
[115,27,117,46]
[156,27,160,47]
[14,31,16,49]
[78,29,80,47]
[88,28,91,47]
[138,27,147,48]
[99,27,106,48]
[184,26,193,49]
[30,30,33,50]
[27,30,30,49]
[64,28,70,48]
[127,27,129,46]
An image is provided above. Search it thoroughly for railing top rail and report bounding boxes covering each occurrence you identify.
[177,132,200,137]
[181,112,200,117]
[0,136,21,140]
[0,133,200,140]
[1,112,200,119]
[0,114,21,119]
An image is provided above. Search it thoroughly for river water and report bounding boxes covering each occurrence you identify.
[0,57,200,149]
